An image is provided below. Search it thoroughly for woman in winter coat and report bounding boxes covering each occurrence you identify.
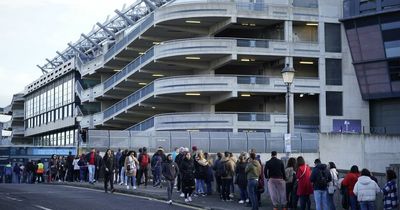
[204,152,214,195]
[382,169,398,210]
[235,153,248,204]
[285,157,297,209]
[328,162,339,210]
[181,152,195,202]
[342,165,361,210]
[124,151,139,190]
[296,156,313,210]
[353,168,381,210]
[194,151,208,195]
[102,149,116,193]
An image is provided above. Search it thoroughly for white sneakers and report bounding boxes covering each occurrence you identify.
[133,186,137,190]
[245,199,249,203]
[180,193,185,197]
[238,200,245,204]
[126,185,130,190]
[167,200,172,205]
[188,196,192,202]
[185,198,189,203]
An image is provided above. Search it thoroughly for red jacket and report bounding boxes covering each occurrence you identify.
[342,172,360,196]
[296,164,313,196]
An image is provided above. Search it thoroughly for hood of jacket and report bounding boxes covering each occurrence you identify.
[358,175,373,185]
[316,163,327,170]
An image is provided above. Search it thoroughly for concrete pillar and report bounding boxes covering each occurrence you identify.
[284,20,293,43]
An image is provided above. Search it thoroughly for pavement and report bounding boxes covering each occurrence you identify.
[47,180,276,210]
[0,184,196,210]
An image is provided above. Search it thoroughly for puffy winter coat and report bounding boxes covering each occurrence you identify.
[353,176,381,202]
[296,164,313,196]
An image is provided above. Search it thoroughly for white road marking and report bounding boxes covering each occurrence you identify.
[61,185,203,210]
[33,205,53,210]
[5,196,22,202]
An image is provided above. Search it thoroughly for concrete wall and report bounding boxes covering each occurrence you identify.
[319,133,400,172]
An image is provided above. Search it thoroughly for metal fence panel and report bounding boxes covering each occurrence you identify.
[109,131,130,149]
[229,132,247,153]
[130,131,152,151]
[209,132,229,153]
[266,133,284,153]
[170,131,191,152]
[190,132,210,152]
[152,131,171,152]
[247,132,266,153]
[301,133,319,152]
[290,133,302,153]
[88,130,110,148]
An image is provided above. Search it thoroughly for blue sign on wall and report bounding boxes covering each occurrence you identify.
[29,148,76,156]
[332,119,362,133]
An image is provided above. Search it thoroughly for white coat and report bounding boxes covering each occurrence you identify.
[353,176,381,202]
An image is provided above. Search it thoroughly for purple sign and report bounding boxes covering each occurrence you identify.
[332,119,362,133]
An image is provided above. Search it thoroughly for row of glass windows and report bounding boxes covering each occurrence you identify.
[26,78,74,119]
[33,129,77,146]
[26,104,74,129]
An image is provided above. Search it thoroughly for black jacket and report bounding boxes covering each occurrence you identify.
[180,158,195,182]
[264,157,286,180]
[310,164,332,190]
[102,155,115,174]
[235,161,248,188]
[162,160,179,181]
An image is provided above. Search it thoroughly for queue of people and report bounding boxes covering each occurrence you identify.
[1,147,398,210]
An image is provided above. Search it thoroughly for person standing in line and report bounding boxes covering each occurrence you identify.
[327,162,339,210]
[119,149,128,186]
[49,155,58,182]
[85,148,97,184]
[246,152,261,210]
[264,151,287,210]
[175,147,185,195]
[256,155,265,207]
[342,165,361,210]
[204,152,214,195]
[72,156,80,182]
[135,148,142,186]
[36,160,44,183]
[115,149,122,184]
[78,154,86,182]
[125,151,138,190]
[13,163,21,183]
[181,152,195,203]
[220,151,235,202]
[236,153,249,204]
[138,147,150,187]
[4,162,12,183]
[95,151,102,183]
[310,159,332,210]
[151,148,163,187]
[296,156,313,210]
[66,151,74,182]
[285,157,297,209]
[213,152,223,198]
[103,149,116,193]
[353,168,381,210]
[382,169,398,210]
[194,150,208,196]
[162,154,179,205]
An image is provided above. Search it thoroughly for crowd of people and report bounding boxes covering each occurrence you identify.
[1,147,398,210]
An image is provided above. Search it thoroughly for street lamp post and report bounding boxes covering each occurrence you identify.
[281,64,295,159]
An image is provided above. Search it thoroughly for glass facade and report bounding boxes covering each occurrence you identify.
[325,23,342,53]
[326,91,343,116]
[25,73,75,129]
[33,129,77,146]
[325,59,342,85]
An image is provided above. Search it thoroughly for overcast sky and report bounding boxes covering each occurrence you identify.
[0,0,136,107]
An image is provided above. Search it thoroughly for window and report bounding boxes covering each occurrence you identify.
[325,59,342,85]
[325,23,341,53]
[326,91,343,116]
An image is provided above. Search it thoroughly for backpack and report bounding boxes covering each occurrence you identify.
[141,154,149,168]
[217,160,228,177]
[315,168,328,189]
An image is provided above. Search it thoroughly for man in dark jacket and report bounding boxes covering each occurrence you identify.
[162,154,179,204]
[264,151,287,209]
[174,147,184,193]
[66,151,74,182]
[95,150,103,182]
[212,152,223,197]
[102,149,116,193]
[310,159,332,210]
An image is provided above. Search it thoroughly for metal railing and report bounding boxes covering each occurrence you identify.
[86,130,319,153]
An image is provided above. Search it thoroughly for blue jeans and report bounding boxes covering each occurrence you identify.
[314,190,329,210]
[195,179,205,193]
[247,179,258,210]
[360,201,375,210]
[328,193,336,210]
[350,195,359,210]
[239,186,248,201]
[88,165,95,183]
